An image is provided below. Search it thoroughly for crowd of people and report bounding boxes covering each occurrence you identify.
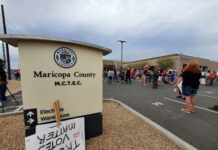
[103,61,218,113]
[103,67,180,88]
[0,58,217,113]
[103,68,133,84]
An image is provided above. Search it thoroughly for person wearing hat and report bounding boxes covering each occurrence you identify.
[0,59,7,107]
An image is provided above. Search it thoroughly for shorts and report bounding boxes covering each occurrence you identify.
[142,75,146,80]
[182,86,198,96]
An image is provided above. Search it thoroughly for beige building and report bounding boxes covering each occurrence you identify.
[123,54,218,73]
[103,60,122,71]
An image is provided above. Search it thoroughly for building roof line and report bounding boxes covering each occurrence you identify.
[124,53,180,64]
[124,53,218,64]
[103,59,128,63]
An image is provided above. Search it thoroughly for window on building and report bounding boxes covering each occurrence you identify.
[104,65,115,71]
[203,66,208,72]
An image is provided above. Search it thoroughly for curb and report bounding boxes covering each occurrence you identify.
[0,111,23,117]
[104,98,198,150]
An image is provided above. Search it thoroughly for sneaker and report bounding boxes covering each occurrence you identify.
[190,108,195,112]
[181,108,191,113]
[177,95,182,98]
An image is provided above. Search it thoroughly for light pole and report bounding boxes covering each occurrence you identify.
[118,40,126,70]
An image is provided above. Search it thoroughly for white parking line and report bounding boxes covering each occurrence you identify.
[204,91,214,94]
[206,89,218,93]
[10,99,22,102]
[0,105,21,110]
[14,105,23,112]
[163,97,218,114]
[5,99,22,102]
[197,94,218,99]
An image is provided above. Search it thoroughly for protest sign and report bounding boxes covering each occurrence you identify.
[177,81,182,94]
[25,119,85,150]
[201,78,206,85]
[36,118,85,143]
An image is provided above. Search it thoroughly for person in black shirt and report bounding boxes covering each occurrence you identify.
[152,67,160,89]
[113,69,117,82]
[174,61,201,113]
[126,68,131,84]
[0,59,7,107]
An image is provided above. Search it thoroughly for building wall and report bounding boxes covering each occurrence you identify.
[123,54,218,73]
[103,60,121,70]
[179,55,218,72]
[124,55,180,71]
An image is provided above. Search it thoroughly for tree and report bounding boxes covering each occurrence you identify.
[124,64,133,70]
[134,62,148,70]
[124,62,149,71]
[157,58,174,70]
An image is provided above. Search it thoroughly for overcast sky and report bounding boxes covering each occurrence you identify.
[1,0,218,69]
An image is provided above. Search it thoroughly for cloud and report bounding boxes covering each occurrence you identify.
[1,0,218,65]
[3,0,218,36]
[8,45,19,69]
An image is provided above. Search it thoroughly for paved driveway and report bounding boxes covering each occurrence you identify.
[103,81,218,150]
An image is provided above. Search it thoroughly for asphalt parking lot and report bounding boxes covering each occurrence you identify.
[0,91,23,113]
[103,80,218,150]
